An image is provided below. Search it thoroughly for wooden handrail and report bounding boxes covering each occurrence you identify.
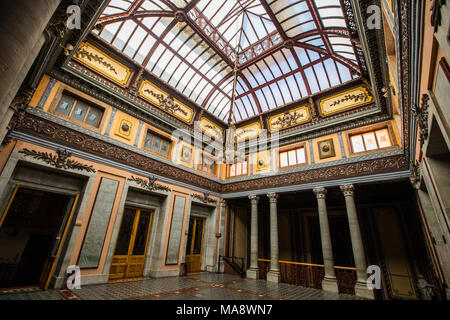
[257,259,356,271]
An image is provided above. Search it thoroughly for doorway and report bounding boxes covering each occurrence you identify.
[185,217,205,273]
[109,207,153,279]
[0,186,78,289]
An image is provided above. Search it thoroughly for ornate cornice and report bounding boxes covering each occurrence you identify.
[16,113,222,193]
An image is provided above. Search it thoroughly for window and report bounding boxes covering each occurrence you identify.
[279,147,307,168]
[198,153,217,175]
[228,160,248,178]
[350,128,392,153]
[55,93,103,128]
[143,130,171,157]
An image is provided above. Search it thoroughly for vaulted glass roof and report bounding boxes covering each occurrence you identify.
[94,0,363,122]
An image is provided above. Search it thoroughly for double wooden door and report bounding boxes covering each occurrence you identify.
[109,207,153,279]
[185,217,205,273]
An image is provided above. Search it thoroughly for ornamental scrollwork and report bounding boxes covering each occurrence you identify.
[18,148,96,173]
[271,110,304,129]
[192,192,217,204]
[143,89,188,117]
[412,94,429,148]
[329,91,370,108]
[410,161,421,190]
[128,175,171,192]
[74,46,118,75]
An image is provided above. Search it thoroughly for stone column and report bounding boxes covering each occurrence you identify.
[313,187,339,293]
[266,192,281,283]
[340,184,374,299]
[246,195,259,279]
[217,199,227,273]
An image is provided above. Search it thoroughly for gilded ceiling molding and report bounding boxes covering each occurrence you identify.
[18,148,96,173]
[128,175,171,192]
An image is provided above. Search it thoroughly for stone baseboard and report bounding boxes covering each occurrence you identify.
[321,276,339,293]
[355,281,375,299]
[246,268,259,280]
[266,271,281,283]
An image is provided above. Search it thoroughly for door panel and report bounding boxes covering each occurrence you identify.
[109,208,153,279]
[185,217,205,273]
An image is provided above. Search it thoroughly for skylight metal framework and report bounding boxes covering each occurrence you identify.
[94,0,364,122]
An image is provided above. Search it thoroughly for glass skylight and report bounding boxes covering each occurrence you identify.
[93,0,363,122]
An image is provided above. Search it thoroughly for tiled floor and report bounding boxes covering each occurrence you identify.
[0,273,363,300]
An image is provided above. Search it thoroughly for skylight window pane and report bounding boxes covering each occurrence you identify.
[154,50,173,76]
[135,36,156,64]
[248,65,266,86]
[284,75,300,100]
[313,63,330,90]
[261,86,276,110]
[255,90,268,111]
[322,18,347,28]
[318,7,344,18]
[295,48,310,66]
[142,17,158,30]
[257,62,274,81]
[168,62,188,87]
[308,50,320,62]
[113,20,137,50]
[178,68,196,90]
[336,63,352,82]
[123,27,147,58]
[270,83,285,106]
[323,59,341,87]
[101,22,122,43]
[161,56,181,81]
[304,67,320,94]
[294,73,308,97]
[152,18,173,37]
[273,51,291,73]
[278,78,293,102]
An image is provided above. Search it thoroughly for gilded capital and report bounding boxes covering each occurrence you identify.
[267,192,279,203]
[313,187,327,199]
[340,184,355,197]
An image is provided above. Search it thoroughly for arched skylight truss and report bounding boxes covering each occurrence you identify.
[94,0,364,122]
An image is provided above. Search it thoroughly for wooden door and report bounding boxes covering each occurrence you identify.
[109,207,153,279]
[185,217,205,273]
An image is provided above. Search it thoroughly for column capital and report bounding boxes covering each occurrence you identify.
[267,192,279,203]
[340,184,355,197]
[313,187,327,199]
[249,195,259,204]
[220,199,227,207]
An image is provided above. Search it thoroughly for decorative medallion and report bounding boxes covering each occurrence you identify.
[18,148,96,173]
[200,117,223,141]
[192,192,217,204]
[235,122,262,142]
[268,106,310,131]
[318,139,337,160]
[319,86,373,116]
[138,80,194,123]
[115,118,133,140]
[73,42,131,86]
[128,175,171,192]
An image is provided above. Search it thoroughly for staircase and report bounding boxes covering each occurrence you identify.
[218,256,245,278]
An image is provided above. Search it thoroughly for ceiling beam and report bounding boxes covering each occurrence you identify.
[98,11,175,25]
[259,0,289,41]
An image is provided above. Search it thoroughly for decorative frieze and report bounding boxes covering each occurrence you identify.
[18,148,96,173]
[200,117,223,141]
[235,122,261,142]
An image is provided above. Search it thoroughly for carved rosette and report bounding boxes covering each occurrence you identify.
[249,195,259,205]
[340,184,355,197]
[267,192,279,203]
[313,187,327,199]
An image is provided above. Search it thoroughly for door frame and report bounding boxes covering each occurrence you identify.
[109,206,154,279]
[0,184,80,289]
[185,216,206,273]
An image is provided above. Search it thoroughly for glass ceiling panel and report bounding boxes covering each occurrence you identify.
[92,0,365,122]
